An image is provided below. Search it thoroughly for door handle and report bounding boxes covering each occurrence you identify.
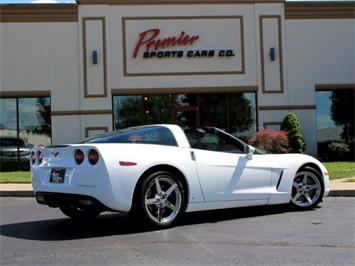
[190,151,196,161]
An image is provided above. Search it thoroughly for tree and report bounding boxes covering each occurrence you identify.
[144,95,171,125]
[116,96,142,129]
[36,97,51,135]
[330,90,354,143]
[248,128,289,154]
[229,93,254,133]
[280,113,306,153]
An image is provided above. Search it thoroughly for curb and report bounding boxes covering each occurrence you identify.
[328,190,355,197]
[0,191,35,197]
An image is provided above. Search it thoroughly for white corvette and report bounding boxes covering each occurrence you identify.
[31,125,329,228]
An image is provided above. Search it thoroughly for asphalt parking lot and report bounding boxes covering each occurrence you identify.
[1,196,354,265]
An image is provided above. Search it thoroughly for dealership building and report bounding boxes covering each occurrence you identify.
[0,0,354,162]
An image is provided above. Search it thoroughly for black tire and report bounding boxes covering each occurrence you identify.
[59,205,101,220]
[290,167,324,210]
[133,171,186,229]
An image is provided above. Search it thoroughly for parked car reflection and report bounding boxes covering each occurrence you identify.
[0,136,31,161]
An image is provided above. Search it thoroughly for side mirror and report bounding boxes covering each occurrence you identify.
[244,145,255,160]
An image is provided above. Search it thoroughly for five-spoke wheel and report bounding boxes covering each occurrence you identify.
[290,167,324,209]
[136,171,186,228]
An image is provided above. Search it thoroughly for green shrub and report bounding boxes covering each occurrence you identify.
[318,141,354,162]
[281,113,306,153]
[0,159,30,172]
[249,128,289,154]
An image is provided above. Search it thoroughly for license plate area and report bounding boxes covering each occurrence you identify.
[50,169,66,183]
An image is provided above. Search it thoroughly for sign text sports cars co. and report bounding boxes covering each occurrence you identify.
[123,17,244,76]
[134,28,235,59]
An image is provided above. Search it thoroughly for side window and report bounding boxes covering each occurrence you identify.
[184,129,204,149]
[199,133,219,151]
[185,128,243,153]
[215,131,244,154]
[215,136,243,153]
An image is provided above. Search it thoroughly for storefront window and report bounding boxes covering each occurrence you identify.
[230,92,257,140]
[113,92,257,139]
[143,95,172,125]
[0,97,51,171]
[114,95,142,129]
[173,94,198,128]
[316,89,354,160]
[200,94,227,128]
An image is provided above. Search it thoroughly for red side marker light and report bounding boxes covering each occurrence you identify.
[119,161,137,166]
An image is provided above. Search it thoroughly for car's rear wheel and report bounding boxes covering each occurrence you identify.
[59,205,101,220]
[290,167,324,210]
[136,171,186,229]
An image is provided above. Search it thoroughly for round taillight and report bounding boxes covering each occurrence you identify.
[37,151,43,164]
[31,151,36,165]
[75,149,85,165]
[88,149,99,165]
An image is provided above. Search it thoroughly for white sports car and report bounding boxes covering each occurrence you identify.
[31,125,330,228]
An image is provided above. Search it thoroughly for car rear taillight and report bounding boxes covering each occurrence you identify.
[37,151,43,164]
[75,149,85,165]
[88,149,99,165]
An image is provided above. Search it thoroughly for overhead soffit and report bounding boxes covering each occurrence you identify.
[285,2,355,19]
[0,4,78,22]
[75,0,284,4]
[0,1,353,23]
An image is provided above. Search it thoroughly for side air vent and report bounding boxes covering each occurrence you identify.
[276,171,284,190]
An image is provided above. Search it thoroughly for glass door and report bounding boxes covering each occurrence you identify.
[173,107,199,128]
[172,94,199,128]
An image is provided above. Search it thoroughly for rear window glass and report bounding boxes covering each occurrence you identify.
[84,126,178,147]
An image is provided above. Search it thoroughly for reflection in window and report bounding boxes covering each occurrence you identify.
[113,95,172,129]
[0,98,16,132]
[230,93,256,139]
[316,89,354,161]
[143,95,171,125]
[114,96,141,129]
[200,94,227,128]
[113,92,257,139]
[316,90,354,142]
[0,97,51,171]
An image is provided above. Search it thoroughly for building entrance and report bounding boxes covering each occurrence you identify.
[173,107,198,129]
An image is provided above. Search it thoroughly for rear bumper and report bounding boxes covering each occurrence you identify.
[35,192,116,212]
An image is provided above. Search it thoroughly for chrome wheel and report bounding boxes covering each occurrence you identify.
[291,168,323,209]
[141,171,185,228]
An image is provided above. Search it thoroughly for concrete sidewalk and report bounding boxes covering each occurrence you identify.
[0,179,354,197]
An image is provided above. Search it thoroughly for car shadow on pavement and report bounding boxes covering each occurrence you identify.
[0,204,317,241]
[181,204,291,226]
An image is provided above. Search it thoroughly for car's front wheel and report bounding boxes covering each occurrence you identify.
[135,171,186,229]
[59,205,101,220]
[290,167,324,210]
